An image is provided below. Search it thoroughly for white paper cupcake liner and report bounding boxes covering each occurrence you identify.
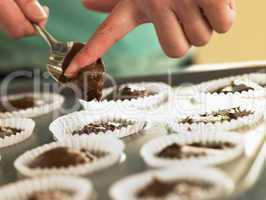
[0,118,35,149]
[167,105,263,133]
[49,111,147,140]
[0,92,64,118]
[80,82,170,114]
[243,73,266,86]
[14,136,124,177]
[0,175,93,200]
[239,73,266,99]
[196,73,266,98]
[140,131,244,168]
[109,167,234,200]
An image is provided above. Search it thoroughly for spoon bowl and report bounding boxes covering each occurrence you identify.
[33,24,79,83]
[33,24,106,101]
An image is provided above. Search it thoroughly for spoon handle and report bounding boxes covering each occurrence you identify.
[33,24,59,49]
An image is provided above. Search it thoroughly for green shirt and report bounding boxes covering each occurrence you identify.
[0,0,191,77]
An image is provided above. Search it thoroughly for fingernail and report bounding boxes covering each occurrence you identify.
[27,1,48,20]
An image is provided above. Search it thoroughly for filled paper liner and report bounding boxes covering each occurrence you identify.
[14,136,124,177]
[0,175,93,200]
[80,82,170,113]
[245,73,266,87]
[109,167,234,200]
[49,111,146,140]
[196,73,266,98]
[0,92,64,118]
[167,105,263,133]
[0,118,35,148]
[140,131,244,167]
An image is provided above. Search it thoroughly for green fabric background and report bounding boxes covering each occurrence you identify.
[0,0,190,77]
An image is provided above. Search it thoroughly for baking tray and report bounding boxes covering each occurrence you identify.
[0,63,266,200]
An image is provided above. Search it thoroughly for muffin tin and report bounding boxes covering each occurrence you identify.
[0,63,266,200]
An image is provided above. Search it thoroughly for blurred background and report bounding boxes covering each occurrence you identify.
[196,1,266,64]
[0,1,265,78]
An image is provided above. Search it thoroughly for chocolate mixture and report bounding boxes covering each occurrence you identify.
[28,147,107,169]
[156,143,206,159]
[105,85,155,101]
[190,142,235,149]
[259,83,266,88]
[137,178,213,199]
[72,121,127,136]
[179,107,253,124]
[0,97,36,112]
[60,43,105,101]
[156,142,235,159]
[28,190,71,200]
[0,126,22,138]
[211,81,254,94]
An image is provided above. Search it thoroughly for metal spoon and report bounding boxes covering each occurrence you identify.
[33,24,83,82]
[33,24,106,101]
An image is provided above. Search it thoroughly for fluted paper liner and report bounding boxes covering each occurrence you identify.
[14,136,124,177]
[0,118,35,148]
[80,82,170,113]
[0,176,93,200]
[109,167,234,200]
[140,131,244,167]
[196,73,266,98]
[49,111,146,140]
[0,93,64,118]
[167,106,263,133]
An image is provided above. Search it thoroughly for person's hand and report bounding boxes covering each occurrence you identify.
[0,0,48,38]
[82,0,120,13]
[65,0,236,78]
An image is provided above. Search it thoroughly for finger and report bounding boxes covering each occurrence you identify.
[174,0,212,47]
[15,0,48,23]
[197,0,236,33]
[229,0,236,10]
[39,6,49,28]
[148,4,190,58]
[82,0,119,12]
[65,0,143,78]
[0,0,34,38]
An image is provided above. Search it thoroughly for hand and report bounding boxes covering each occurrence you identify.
[0,0,48,38]
[65,0,236,78]
[82,0,120,12]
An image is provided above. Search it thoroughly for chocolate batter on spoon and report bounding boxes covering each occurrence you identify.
[60,43,105,101]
